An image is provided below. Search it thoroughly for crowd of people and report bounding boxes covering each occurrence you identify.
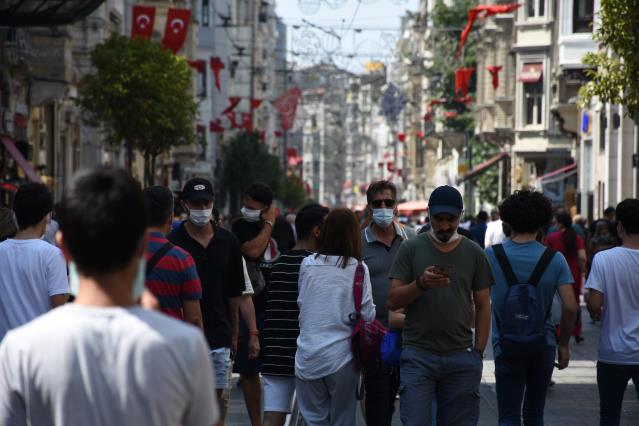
[0,166,638,426]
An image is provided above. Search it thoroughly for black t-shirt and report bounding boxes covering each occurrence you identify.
[168,222,245,349]
[232,217,296,315]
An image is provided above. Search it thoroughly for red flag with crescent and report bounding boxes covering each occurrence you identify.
[272,87,301,131]
[162,8,191,54]
[222,97,241,115]
[131,5,156,39]
[210,120,225,133]
[241,113,253,132]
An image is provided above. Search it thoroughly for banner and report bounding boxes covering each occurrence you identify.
[131,5,156,39]
[456,3,521,58]
[487,65,503,90]
[162,8,191,54]
[241,113,253,132]
[222,97,241,114]
[210,120,225,133]
[187,60,205,73]
[455,68,474,97]
[272,87,301,131]
[210,57,225,91]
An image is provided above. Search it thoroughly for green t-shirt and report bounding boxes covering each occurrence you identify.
[389,234,495,355]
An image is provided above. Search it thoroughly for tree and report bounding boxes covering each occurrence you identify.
[220,132,284,212]
[79,35,197,185]
[579,0,639,118]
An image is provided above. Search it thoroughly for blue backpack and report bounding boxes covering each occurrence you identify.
[493,244,556,360]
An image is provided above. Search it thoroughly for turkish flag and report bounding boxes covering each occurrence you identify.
[455,68,474,97]
[131,6,156,39]
[272,87,301,131]
[487,65,503,90]
[162,8,191,54]
[187,60,205,73]
[225,112,240,129]
[397,133,406,142]
[210,120,225,133]
[222,97,241,115]
[241,113,253,132]
[457,4,521,58]
[274,130,283,137]
[251,99,262,110]
[210,57,224,91]
[415,131,424,139]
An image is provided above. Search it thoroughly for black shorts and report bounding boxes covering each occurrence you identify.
[233,316,264,376]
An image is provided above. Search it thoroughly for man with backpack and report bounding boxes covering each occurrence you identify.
[485,190,578,425]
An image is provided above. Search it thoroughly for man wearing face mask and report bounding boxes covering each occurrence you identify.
[360,180,412,425]
[388,185,494,426]
[0,168,218,425]
[168,178,245,423]
[231,182,295,426]
[0,182,69,341]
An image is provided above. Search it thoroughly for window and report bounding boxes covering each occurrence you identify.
[573,0,594,33]
[524,80,543,126]
[202,0,210,26]
[197,69,207,98]
[527,0,545,18]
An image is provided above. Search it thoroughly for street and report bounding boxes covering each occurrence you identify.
[227,304,639,425]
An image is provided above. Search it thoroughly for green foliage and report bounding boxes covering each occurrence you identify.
[78,35,197,184]
[579,0,639,117]
[472,138,500,205]
[280,174,312,209]
[221,132,283,206]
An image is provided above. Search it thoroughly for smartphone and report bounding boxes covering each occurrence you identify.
[433,265,451,278]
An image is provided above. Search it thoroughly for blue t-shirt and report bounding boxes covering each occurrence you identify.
[485,240,574,358]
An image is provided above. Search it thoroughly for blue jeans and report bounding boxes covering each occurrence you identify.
[597,361,639,426]
[494,346,555,425]
[399,347,482,426]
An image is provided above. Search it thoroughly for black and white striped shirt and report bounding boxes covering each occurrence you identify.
[261,250,312,377]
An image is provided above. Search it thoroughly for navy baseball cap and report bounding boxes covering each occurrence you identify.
[428,185,463,216]
[181,178,214,202]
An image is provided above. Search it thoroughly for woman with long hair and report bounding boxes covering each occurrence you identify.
[295,208,376,426]
[546,212,587,342]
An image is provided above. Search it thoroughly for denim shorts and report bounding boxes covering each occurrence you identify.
[210,347,232,390]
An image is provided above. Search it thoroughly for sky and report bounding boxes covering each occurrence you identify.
[275,0,420,73]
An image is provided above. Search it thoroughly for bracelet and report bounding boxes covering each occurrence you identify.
[249,330,260,337]
[264,220,274,228]
[415,276,427,291]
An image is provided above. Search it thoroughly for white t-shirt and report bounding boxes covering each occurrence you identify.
[485,219,506,248]
[295,255,376,380]
[0,239,69,340]
[585,247,639,364]
[0,304,218,426]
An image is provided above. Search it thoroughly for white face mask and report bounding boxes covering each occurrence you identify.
[241,206,262,222]
[68,257,147,301]
[428,214,461,245]
[188,208,213,227]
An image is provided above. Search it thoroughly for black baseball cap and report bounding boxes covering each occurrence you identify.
[181,178,214,202]
[428,185,463,216]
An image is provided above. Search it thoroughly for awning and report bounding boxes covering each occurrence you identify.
[519,63,543,83]
[398,200,428,214]
[0,136,40,182]
[538,163,577,185]
[457,152,508,184]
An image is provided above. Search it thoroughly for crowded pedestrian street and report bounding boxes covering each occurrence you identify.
[225,307,639,425]
[2,1,639,426]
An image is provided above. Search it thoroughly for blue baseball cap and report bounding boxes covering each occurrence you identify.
[428,185,463,216]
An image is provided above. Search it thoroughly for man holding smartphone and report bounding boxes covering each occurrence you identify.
[388,185,494,426]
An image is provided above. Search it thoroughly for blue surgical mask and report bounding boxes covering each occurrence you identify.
[68,257,147,301]
[372,208,395,229]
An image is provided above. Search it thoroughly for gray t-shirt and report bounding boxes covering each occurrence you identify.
[0,305,218,426]
[389,234,495,355]
[362,223,410,327]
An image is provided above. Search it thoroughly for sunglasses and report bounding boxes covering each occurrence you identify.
[371,199,396,208]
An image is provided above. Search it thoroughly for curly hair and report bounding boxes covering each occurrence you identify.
[499,190,553,234]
